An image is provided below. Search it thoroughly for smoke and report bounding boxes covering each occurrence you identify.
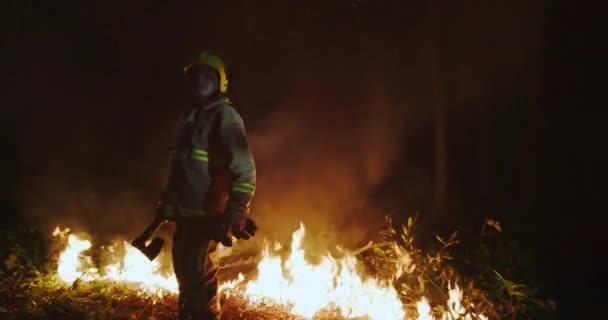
[248,58,408,249]
[19,171,160,247]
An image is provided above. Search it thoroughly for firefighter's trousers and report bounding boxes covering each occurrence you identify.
[172,219,220,320]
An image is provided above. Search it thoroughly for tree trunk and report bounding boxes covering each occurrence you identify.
[433,80,447,211]
[430,1,447,212]
[479,109,490,213]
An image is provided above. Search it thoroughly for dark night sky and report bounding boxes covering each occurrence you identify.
[1,0,602,315]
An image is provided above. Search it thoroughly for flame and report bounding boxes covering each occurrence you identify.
[52,226,71,238]
[245,222,406,319]
[56,233,94,283]
[104,241,178,295]
[52,223,489,319]
[219,272,245,298]
[441,283,488,320]
[53,228,178,295]
[417,297,433,320]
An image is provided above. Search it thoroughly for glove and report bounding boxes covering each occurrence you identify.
[228,211,247,234]
[156,190,179,221]
[155,202,174,221]
[233,218,258,240]
[212,214,257,247]
[208,211,238,247]
[213,223,235,247]
[215,211,245,247]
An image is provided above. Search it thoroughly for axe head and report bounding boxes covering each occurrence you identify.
[132,237,164,261]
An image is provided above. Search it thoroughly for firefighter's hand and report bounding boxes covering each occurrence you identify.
[222,209,245,233]
[233,218,257,240]
[214,223,234,247]
[208,212,237,247]
[156,200,182,221]
[156,190,179,221]
[230,214,247,234]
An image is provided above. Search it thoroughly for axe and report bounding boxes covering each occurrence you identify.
[131,216,166,261]
[130,204,207,260]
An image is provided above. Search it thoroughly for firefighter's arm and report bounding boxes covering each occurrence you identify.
[219,105,256,227]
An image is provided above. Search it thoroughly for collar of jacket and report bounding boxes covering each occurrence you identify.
[194,94,226,110]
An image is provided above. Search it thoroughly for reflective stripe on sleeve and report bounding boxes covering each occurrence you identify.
[232,182,255,194]
[170,148,208,162]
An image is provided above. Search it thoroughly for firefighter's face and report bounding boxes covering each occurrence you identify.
[189,66,218,102]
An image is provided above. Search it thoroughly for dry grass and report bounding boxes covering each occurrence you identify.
[1,267,369,320]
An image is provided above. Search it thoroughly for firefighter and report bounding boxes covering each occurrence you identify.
[161,51,257,319]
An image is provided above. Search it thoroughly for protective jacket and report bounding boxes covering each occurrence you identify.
[166,95,256,220]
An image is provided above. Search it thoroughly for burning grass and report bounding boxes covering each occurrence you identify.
[0,215,555,319]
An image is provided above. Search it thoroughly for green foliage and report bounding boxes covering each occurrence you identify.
[359,213,556,319]
[0,222,48,276]
[462,218,557,318]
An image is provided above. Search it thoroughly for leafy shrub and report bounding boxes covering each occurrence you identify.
[359,214,556,319]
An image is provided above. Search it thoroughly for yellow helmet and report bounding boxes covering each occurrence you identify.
[184,51,228,94]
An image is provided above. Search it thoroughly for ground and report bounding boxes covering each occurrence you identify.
[0,270,375,320]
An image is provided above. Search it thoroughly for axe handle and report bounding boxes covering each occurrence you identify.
[136,216,165,243]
